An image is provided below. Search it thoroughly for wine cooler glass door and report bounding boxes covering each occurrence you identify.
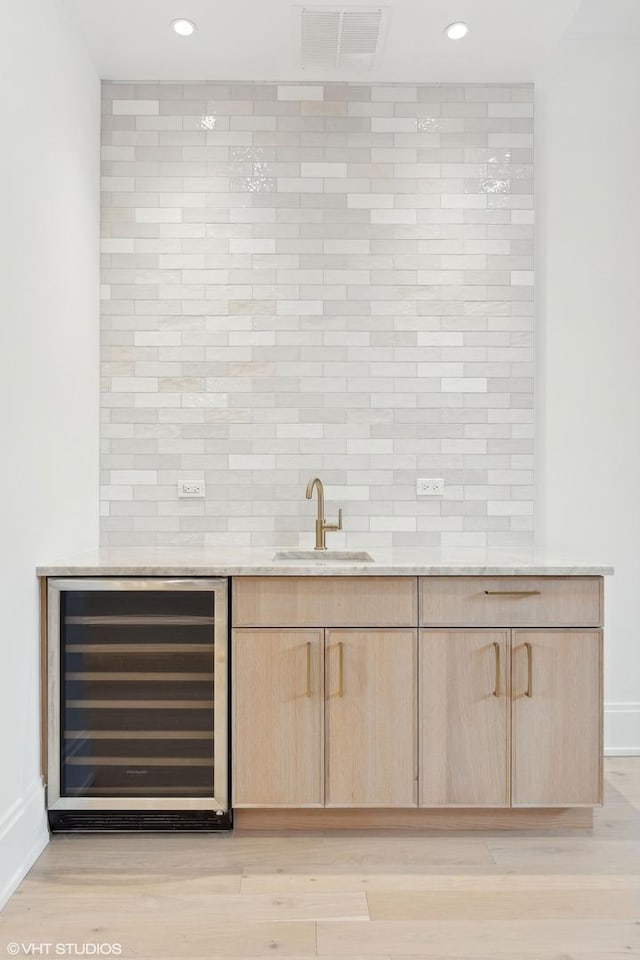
[47,578,228,812]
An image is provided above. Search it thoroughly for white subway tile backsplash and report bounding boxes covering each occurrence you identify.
[511,270,535,286]
[488,102,534,118]
[278,85,323,101]
[371,118,418,133]
[113,100,159,115]
[101,81,534,548]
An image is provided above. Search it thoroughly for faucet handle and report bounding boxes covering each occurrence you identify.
[324,508,343,534]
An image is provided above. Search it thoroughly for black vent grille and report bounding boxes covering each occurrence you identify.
[49,810,231,832]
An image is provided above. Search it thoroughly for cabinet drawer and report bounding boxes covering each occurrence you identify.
[420,577,603,627]
[233,577,417,628]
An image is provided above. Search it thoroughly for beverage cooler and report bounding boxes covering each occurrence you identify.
[46,578,229,831]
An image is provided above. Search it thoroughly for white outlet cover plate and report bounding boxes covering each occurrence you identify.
[416,477,445,496]
[178,480,205,498]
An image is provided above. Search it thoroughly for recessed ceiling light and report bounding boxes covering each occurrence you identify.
[171,18,196,37]
[445,21,469,40]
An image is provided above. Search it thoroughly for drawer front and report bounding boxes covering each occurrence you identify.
[233,577,417,628]
[420,577,603,627]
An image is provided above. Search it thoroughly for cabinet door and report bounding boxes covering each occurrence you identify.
[512,630,602,807]
[325,629,417,807]
[419,630,510,807]
[232,629,323,807]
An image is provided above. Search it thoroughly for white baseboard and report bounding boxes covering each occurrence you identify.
[604,702,640,757]
[0,779,49,911]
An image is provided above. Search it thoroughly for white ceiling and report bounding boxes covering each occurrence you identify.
[567,0,640,36]
[63,0,586,83]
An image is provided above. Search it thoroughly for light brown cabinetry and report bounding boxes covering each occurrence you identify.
[232,574,604,818]
[419,630,510,807]
[419,578,603,809]
[420,576,603,627]
[233,629,323,807]
[233,576,417,628]
[326,629,417,807]
[511,629,602,806]
[232,577,418,809]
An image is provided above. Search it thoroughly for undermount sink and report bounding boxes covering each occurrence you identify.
[273,550,374,563]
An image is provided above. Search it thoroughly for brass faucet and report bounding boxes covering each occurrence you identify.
[305,477,343,551]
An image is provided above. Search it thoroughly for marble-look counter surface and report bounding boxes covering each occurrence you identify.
[36,547,614,578]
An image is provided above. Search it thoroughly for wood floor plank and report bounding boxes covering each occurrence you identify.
[317,919,640,956]
[2,891,369,923]
[240,836,494,871]
[388,955,638,960]
[27,834,330,873]
[366,888,639,920]
[603,778,639,806]
[16,872,242,895]
[0,918,317,958]
[592,812,640,839]
[606,775,640,807]
[487,838,640,872]
[241,872,640,894]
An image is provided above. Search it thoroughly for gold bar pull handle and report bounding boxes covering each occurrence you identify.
[484,590,541,597]
[305,642,312,698]
[337,642,344,698]
[525,642,533,697]
[492,642,501,698]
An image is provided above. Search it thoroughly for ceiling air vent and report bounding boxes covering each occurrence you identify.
[298,6,388,70]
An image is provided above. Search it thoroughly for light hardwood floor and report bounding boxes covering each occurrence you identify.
[1,759,639,959]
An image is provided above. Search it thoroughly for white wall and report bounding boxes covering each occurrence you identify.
[536,15,640,753]
[0,0,100,905]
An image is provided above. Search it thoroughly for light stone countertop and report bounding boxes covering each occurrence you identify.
[36,547,614,577]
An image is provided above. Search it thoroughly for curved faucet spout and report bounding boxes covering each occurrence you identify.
[304,476,342,551]
[305,476,324,506]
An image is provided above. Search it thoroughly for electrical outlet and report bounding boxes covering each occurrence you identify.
[416,477,445,496]
[178,480,205,498]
